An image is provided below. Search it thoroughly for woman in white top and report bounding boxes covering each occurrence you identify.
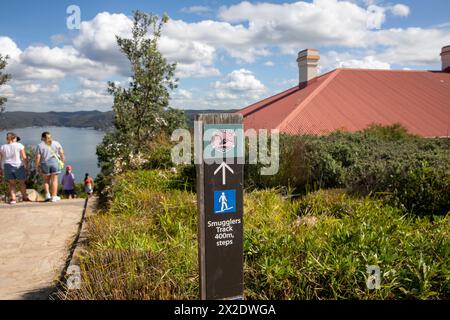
[0,132,30,204]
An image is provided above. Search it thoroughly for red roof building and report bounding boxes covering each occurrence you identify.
[239,46,450,137]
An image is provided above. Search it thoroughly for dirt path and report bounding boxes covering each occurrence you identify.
[0,199,86,300]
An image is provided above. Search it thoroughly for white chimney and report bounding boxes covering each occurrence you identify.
[441,45,450,72]
[297,49,320,84]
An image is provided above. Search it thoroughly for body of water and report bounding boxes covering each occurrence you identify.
[0,127,105,182]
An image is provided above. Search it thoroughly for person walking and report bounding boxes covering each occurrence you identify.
[61,165,76,199]
[0,132,31,204]
[35,132,65,202]
[84,173,94,197]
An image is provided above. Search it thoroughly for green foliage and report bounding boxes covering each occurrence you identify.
[246,125,450,216]
[109,11,185,147]
[61,170,449,300]
[61,170,198,299]
[362,123,418,141]
[0,177,7,201]
[0,54,10,115]
[245,189,449,299]
[24,146,43,190]
[141,135,176,170]
[96,10,188,199]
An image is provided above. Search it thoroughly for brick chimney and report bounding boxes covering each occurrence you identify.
[442,45,450,72]
[297,49,320,84]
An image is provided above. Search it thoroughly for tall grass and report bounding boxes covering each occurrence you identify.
[245,189,449,299]
[61,170,449,300]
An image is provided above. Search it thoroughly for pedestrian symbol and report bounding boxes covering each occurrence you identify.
[214,189,236,214]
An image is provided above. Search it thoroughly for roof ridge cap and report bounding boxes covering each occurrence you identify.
[337,67,435,73]
[277,69,341,131]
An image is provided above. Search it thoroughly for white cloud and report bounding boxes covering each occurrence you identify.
[3,3,440,85]
[264,60,275,67]
[2,77,112,112]
[321,51,390,71]
[373,27,450,66]
[176,62,221,78]
[0,36,117,82]
[214,0,447,68]
[79,78,108,91]
[73,12,132,76]
[73,12,221,78]
[0,36,114,111]
[159,37,216,65]
[337,55,391,69]
[1,2,449,113]
[173,88,193,100]
[56,89,113,111]
[14,82,59,94]
[274,78,298,87]
[317,26,449,73]
[432,22,450,29]
[227,47,271,64]
[218,0,372,50]
[10,65,66,80]
[0,37,22,60]
[390,4,410,17]
[213,69,266,100]
[159,36,220,77]
[181,6,211,15]
[366,3,410,29]
[163,18,257,62]
[0,84,14,98]
[366,5,386,30]
[0,37,68,81]
[50,34,67,46]
[21,45,116,79]
[215,0,429,61]
[170,70,267,110]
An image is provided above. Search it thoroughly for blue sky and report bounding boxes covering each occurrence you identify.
[0,0,449,112]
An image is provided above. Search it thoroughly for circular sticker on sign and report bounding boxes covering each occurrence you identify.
[211,129,236,153]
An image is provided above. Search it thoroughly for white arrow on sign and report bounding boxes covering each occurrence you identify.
[214,161,234,185]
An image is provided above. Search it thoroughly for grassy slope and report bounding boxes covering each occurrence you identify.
[62,170,449,300]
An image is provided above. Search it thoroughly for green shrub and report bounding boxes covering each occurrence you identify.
[245,190,449,299]
[362,123,418,141]
[62,170,449,300]
[0,179,7,202]
[245,125,450,216]
[62,170,198,300]
[245,134,346,191]
[24,146,43,190]
[345,135,450,216]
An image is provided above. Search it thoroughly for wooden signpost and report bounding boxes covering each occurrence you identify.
[196,113,244,300]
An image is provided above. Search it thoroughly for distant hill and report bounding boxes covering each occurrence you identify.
[0,111,114,131]
[0,109,238,130]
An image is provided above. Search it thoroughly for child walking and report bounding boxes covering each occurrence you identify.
[84,173,94,197]
[61,165,76,199]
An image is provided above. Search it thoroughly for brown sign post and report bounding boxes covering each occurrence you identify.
[196,113,244,300]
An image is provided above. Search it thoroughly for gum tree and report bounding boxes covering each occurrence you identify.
[109,11,186,146]
[0,54,10,113]
[96,11,187,192]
